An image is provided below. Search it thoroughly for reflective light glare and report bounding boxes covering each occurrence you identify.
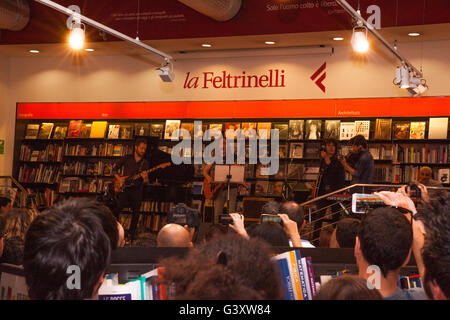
[29,50,40,53]
[408,32,421,37]
[351,29,369,53]
[69,27,85,50]
[265,41,276,45]
[333,37,344,41]
[201,43,212,47]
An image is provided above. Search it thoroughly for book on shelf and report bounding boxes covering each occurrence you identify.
[108,124,120,139]
[254,180,269,195]
[68,120,83,138]
[279,143,288,159]
[164,120,181,140]
[324,120,340,139]
[287,164,304,179]
[288,120,304,140]
[268,181,284,196]
[257,122,272,139]
[305,120,322,140]
[241,122,257,139]
[255,164,270,179]
[89,121,108,138]
[52,126,67,139]
[393,122,410,140]
[37,123,54,139]
[339,122,355,140]
[438,168,450,184]
[289,142,304,159]
[374,118,392,140]
[244,164,254,179]
[98,274,145,300]
[224,122,240,139]
[79,123,91,138]
[428,117,448,139]
[192,182,203,195]
[354,120,370,140]
[193,123,208,139]
[134,123,150,137]
[119,124,133,139]
[273,123,289,140]
[25,124,40,139]
[150,123,164,138]
[409,121,426,139]
[274,163,286,179]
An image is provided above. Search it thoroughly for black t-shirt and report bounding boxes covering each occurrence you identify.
[318,156,346,195]
[112,154,149,184]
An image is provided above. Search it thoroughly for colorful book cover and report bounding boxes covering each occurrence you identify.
[52,126,68,139]
[108,124,120,139]
[273,123,289,140]
[257,122,272,139]
[294,249,309,300]
[324,120,340,139]
[279,143,288,159]
[305,257,317,297]
[241,122,257,139]
[67,120,82,138]
[354,120,370,140]
[150,123,164,138]
[90,121,108,138]
[374,118,392,140]
[164,120,181,140]
[25,124,40,139]
[134,123,150,136]
[79,123,91,138]
[393,122,410,140]
[438,168,450,184]
[37,123,54,139]
[119,124,133,139]
[301,257,312,300]
[305,120,322,140]
[289,142,304,158]
[409,121,426,139]
[208,123,223,138]
[339,122,355,140]
[254,180,269,195]
[288,120,304,140]
[428,117,448,139]
[274,258,295,300]
[288,251,304,300]
[181,122,194,138]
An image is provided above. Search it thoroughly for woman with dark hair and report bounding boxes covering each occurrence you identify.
[313,275,382,300]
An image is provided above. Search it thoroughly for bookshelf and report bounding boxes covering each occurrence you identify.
[13,116,450,225]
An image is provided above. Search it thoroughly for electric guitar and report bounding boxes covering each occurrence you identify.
[114,162,172,193]
[202,178,225,200]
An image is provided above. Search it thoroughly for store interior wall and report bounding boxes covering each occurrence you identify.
[1,39,450,175]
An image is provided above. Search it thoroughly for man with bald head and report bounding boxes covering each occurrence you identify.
[157,223,193,247]
[279,201,315,248]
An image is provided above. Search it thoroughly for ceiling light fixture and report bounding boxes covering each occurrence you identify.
[350,10,369,53]
[333,37,344,41]
[158,58,175,82]
[68,20,85,50]
[394,64,428,96]
[29,50,40,53]
[85,48,95,52]
[408,32,421,37]
[265,41,276,45]
[201,43,212,48]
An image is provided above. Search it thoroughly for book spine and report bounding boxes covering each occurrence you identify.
[294,249,309,300]
[301,257,312,300]
[275,258,295,300]
[305,257,317,298]
[287,251,302,300]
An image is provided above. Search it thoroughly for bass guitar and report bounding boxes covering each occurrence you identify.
[114,162,172,193]
[203,178,225,200]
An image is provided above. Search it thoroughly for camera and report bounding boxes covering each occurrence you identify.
[408,184,422,200]
[166,203,201,228]
[218,214,233,225]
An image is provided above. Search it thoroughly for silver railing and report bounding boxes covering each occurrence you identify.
[299,183,450,245]
[0,175,31,209]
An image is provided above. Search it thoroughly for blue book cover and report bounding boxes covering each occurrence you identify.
[294,249,309,300]
[275,259,295,300]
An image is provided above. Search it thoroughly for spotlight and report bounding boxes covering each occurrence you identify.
[395,65,410,89]
[394,65,429,96]
[69,24,85,50]
[158,59,175,82]
[351,26,369,53]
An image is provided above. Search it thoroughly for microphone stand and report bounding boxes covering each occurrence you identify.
[226,165,232,214]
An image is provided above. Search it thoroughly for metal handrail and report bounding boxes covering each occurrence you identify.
[0,176,27,193]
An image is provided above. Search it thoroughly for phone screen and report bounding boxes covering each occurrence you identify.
[351,193,385,214]
[260,214,282,225]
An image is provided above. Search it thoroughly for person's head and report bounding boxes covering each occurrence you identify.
[323,138,338,156]
[199,233,283,299]
[3,208,37,241]
[249,222,289,247]
[0,215,6,257]
[335,218,361,248]
[420,195,450,300]
[279,201,305,232]
[23,199,111,300]
[261,201,280,215]
[204,224,228,243]
[356,207,412,278]
[157,223,193,247]
[161,249,264,300]
[0,197,11,215]
[91,205,118,251]
[117,221,125,247]
[418,166,433,185]
[134,138,147,157]
[350,134,367,152]
[313,275,382,300]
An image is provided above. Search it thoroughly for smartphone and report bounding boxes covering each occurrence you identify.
[351,193,385,214]
[218,214,233,225]
[260,214,283,226]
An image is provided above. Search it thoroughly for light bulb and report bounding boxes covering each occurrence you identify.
[69,26,85,50]
[351,28,369,53]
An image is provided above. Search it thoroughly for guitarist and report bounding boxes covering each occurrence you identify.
[112,138,149,242]
[312,138,345,246]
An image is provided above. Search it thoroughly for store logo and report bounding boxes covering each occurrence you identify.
[310,62,326,93]
[183,70,286,89]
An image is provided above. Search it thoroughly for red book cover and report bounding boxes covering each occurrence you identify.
[157,267,167,300]
[68,120,82,138]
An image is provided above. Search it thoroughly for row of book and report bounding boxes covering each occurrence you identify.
[368,145,393,160]
[391,166,450,184]
[118,211,168,233]
[19,144,63,162]
[24,117,449,141]
[139,201,176,213]
[24,188,57,208]
[392,144,449,164]
[18,164,61,184]
[64,143,133,157]
[58,177,113,194]
[62,161,115,176]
